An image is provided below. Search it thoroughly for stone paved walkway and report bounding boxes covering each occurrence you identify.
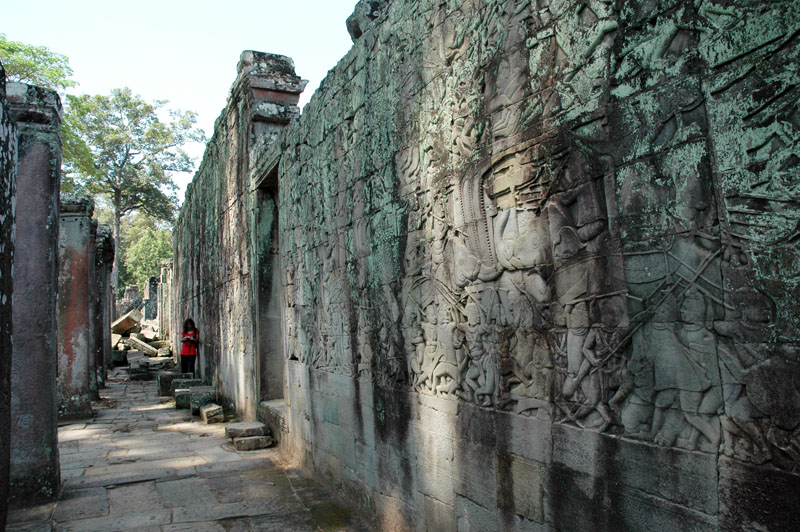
[7,370,372,532]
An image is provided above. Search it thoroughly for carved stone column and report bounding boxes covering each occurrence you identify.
[7,81,62,504]
[56,195,96,417]
[95,225,114,389]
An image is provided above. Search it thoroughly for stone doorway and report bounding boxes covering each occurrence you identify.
[254,167,283,401]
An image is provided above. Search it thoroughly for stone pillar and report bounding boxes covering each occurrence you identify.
[95,225,114,390]
[87,219,98,399]
[143,276,158,320]
[8,82,62,504]
[0,63,18,529]
[56,195,95,418]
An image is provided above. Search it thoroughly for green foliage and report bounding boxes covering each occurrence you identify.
[0,35,94,194]
[123,227,172,294]
[0,34,75,91]
[96,209,172,296]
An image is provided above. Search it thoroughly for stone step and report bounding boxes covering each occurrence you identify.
[174,389,191,409]
[233,435,273,451]
[171,378,202,393]
[225,421,267,439]
[200,403,224,424]
[190,386,217,415]
[157,371,195,396]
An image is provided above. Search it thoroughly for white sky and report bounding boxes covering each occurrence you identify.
[2,0,359,201]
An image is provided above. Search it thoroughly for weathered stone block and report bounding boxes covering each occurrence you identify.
[200,403,224,424]
[497,453,544,524]
[225,421,266,439]
[257,400,287,446]
[174,389,191,409]
[718,457,800,532]
[190,386,216,415]
[424,496,456,532]
[111,309,142,334]
[233,435,273,451]
[123,335,158,356]
[171,378,202,393]
[157,371,194,396]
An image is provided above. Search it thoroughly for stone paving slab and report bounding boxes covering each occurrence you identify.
[6,368,374,532]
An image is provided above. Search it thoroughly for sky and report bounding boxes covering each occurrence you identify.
[2,0,359,200]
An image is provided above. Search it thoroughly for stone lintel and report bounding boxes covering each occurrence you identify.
[59,194,94,217]
[235,51,307,110]
[6,82,62,128]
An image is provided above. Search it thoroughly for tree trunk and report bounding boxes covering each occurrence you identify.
[112,189,121,299]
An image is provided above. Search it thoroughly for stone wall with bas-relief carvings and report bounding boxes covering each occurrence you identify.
[173,52,305,420]
[268,1,800,530]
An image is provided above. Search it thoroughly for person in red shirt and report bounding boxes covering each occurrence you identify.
[180,318,199,377]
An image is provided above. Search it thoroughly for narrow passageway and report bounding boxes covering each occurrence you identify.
[6,369,372,532]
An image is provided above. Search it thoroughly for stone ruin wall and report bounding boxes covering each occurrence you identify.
[0,62,18,529]
[270,0,800,530]
[172,53,305,420]
[173,72,259,420]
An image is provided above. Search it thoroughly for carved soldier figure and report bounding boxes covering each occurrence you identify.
[674,288,722,450]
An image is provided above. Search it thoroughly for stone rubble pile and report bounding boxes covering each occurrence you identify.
[110,308,173,380]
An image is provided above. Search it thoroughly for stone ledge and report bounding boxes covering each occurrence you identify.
[257,400,287,446]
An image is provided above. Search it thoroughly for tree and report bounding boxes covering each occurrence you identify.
[124,227,172,293]
[0,34,75,90]
[0,35,91,193]
[68,88,204,293]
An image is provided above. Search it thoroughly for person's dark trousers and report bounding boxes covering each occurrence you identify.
[181,355,196,377]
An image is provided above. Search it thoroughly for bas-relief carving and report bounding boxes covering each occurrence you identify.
[277,0,800,472]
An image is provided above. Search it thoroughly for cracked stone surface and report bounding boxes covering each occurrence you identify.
[6,369,373,532]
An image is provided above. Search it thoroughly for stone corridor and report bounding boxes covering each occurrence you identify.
[6,369,373,532]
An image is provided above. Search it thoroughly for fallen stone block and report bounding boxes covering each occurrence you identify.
[142,328,158,341]
[123,335,159,356]
[171,378,202,393]
[126,350,144,367]
[157,347,171,357]
[111,333,122,348]
[156,371,194,396]
[174,389,191,409]
[150,340,170,349]
[225,421,267,439]
[190,386,217,414]
[142,318,159,330]
[200,403,224,424]
[233,435,273,451]
[143,357,173,372]
[111,309,142,334]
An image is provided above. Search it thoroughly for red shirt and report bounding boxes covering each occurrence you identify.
[181,329,198,356]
